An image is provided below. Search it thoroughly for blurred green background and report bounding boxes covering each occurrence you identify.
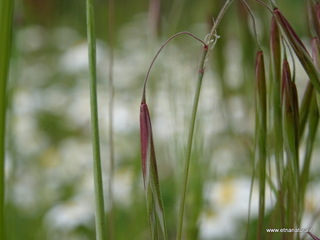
[4,0,320,239]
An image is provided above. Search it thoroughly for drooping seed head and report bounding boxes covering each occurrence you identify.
[139,100,168,239]
[140,100,153,186]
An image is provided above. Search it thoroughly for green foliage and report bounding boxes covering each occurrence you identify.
[2,0,320,240]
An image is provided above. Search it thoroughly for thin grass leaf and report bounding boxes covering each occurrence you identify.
[274,8,320,94]
[0,0,14,238]
[255,50,267,240]
[140,101,168,240]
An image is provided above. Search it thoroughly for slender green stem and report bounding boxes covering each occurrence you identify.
[107,0,115,238]
[176,55,206,240]
[86,0,107,239]
[0,0,14,238]
[176,2,233,240]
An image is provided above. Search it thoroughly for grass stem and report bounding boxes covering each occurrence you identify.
[108,0,115,238]
[0,0,14,238]
[176,2,233,240]
[86,0,107,239]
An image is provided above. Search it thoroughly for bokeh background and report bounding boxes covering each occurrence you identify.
[4,0,320,239]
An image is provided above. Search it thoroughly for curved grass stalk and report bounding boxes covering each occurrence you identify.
[142,31,206,102]
[141,31,205,240]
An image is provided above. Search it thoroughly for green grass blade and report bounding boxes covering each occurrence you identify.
[86,0,107,239]
[0,0,14,238]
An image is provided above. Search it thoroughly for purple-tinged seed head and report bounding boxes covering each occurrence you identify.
[140,101,151,183]
[274,8,308,54]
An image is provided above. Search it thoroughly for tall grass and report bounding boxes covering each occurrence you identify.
[0,0,14,238]
[2,0,320,239]
[141,1,320,239]
[140,1,234,239]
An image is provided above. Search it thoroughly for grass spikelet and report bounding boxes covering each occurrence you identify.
[255,50,267,240]
[270,14,284,196]
[140,30,207,240]
[274,8,320,94]
[140,100,168,240]
[281,58,301,239]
